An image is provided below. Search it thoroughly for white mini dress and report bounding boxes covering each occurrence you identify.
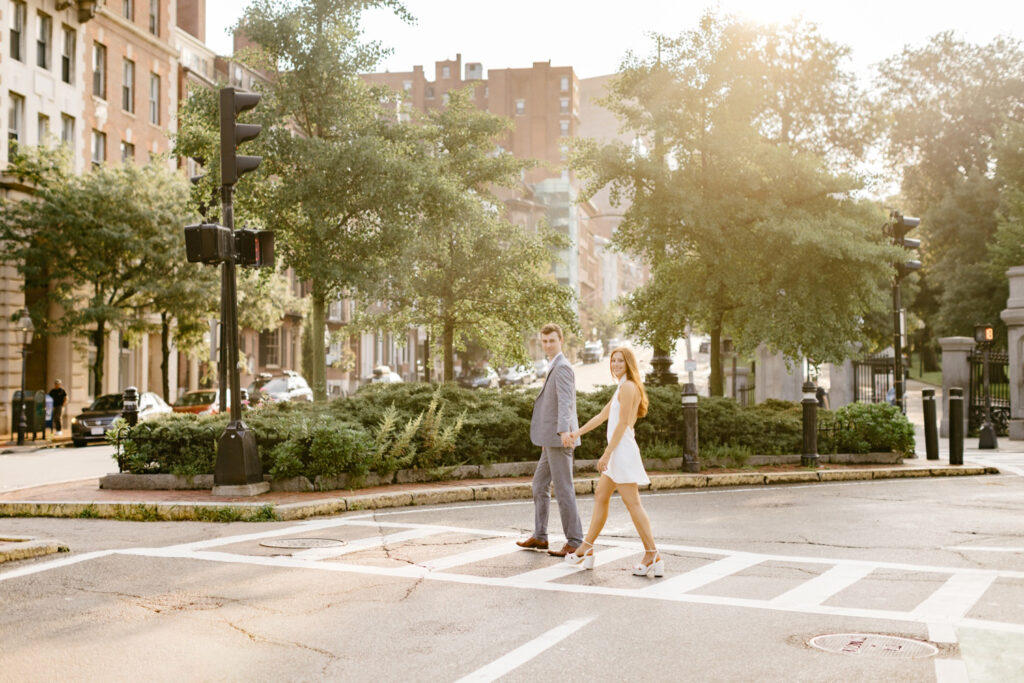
[605,378,650,486]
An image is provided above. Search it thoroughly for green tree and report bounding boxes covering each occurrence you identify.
[356,90,577,380]
[575,14,893,395]
[232,0,420,400]
[875,32,1024,341]
[1,147,195,397]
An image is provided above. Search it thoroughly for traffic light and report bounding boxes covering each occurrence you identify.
[184,222,233,264]
[220,87,262,186]
[975,323,995,345]
[891,211,921,277]
[234,226,275,268]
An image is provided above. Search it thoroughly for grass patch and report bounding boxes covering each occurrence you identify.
[907,352,942,386]
[76,504,100,519]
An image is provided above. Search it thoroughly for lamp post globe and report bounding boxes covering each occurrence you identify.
[16,309,34,446]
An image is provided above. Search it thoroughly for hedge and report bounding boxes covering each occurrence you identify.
[114,382,915,480]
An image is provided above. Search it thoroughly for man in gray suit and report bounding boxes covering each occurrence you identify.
[517,323,583,557]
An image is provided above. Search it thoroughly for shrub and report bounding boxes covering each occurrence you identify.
[830,402,915,456]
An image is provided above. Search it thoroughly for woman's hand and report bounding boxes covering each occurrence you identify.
[597,452,610,473]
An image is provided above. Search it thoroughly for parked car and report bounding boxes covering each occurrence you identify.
[71,392,172,447]
[190,388,247,415]
[533,358,549,379]
[171,389,217,414]
[457,366,499,389]
[499,365,535,387]
[582,341,604,363]
[248,371,314,404]
[370,365,403,384]
[604,338,623,353]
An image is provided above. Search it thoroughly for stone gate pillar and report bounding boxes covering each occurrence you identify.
[754,344,805,403]
[825,359,855,409]
[1000,266,1024,439]
[939,336,974,438]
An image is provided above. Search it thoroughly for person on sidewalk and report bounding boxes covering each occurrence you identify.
[48,380,67,437]
[564,346,664,577]
[516,323,583,557]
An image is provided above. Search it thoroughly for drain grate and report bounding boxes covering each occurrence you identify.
[809,633,938,658]
[259,538,346,549]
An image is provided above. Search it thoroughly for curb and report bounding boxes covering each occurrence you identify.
[0,466,999,523]
[0,536,69,564]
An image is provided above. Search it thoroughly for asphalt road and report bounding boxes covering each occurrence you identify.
[2,461,1023,682]
[0,443,116,492]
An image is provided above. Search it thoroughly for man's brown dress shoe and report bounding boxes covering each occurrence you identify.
[548,543,578,558]
[516,537,549,550]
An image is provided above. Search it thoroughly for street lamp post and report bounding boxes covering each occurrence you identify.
[16,309,34,446]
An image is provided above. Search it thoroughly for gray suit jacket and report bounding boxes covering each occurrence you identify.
[530,353,580,448]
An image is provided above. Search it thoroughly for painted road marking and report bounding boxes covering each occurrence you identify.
[453,616,595,683]
[913,572,999,620]
[934,658,970,683]
[770,562,877,608]
[642,553,762,597]
[291,528,441,560]
[509,546,636,584]
[421,541,522,571]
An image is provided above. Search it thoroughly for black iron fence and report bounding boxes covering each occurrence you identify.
[852,353,894,404]
[968,349,1010,436]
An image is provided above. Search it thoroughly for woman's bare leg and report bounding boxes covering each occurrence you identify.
[582,475,617,547]
[618,484,657,562]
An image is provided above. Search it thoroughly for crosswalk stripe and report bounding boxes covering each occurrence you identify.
[913,572,998,619]
[642,553,762,597]
[770,562,876,608]
[509,547,637,584]
[292,528,441,560]
[421,541,523,571]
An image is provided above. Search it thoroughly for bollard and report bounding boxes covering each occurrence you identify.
[122,386,139,428]
[681,383,700,473]
[948,387,963,465]
[801,381,819,468]
[922,389,939,460]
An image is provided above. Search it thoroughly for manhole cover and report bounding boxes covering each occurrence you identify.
[809,633,938,658]
[259,538,346,549]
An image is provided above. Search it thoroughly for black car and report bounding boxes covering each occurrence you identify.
[71,392,172,447]
[582,341,604,363]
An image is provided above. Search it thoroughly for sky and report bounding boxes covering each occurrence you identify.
[207,0,1024,80]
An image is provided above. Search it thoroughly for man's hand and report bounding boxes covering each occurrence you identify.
[559,432,574,448]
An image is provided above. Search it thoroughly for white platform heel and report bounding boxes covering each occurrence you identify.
[632,549,664,577]
[564,541,595,569]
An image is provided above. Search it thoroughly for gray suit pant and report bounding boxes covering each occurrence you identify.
[532,446,583,546]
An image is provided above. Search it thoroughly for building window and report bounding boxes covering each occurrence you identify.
[10,1,26,61]
[61,114,74,146]
[92,43,106,99]
[149,73,160,124]
[8,92,24,157]
[402,79,412,92]
[37,114,49,145]
[560,76,569,92]
[259,329,280,367]
[515,99,525,116]
[122,59,134,113]
[61,26,75,84]
[442,92,449,105]
[36,12,51,69]
[91,129,106,166]
[560,144,568,161]
[425,85,434,99]
[148,0,158,35]
[442,65,450,79]
[120,140,134,162]
[560,97,570,114]
[560,120,569,136]
[122,0,133,20]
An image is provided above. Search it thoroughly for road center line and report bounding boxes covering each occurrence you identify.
[453,616,596,683]
[0,550,115,582]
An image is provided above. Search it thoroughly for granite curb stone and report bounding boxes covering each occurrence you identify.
[0,465,997,523]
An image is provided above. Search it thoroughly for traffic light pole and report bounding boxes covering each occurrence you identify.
[893,276,905,414]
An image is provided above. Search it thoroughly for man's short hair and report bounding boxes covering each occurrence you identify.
[55,379,62,386]
[540,323,563,340]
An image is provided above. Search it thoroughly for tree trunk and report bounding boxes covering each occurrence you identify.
[160,312,171,402]
[709,311,724,397]
[310,281,327,402]
[443,319,454,382]
[92,321,106,397]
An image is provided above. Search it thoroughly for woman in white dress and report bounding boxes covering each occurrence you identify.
[564,346,664,577]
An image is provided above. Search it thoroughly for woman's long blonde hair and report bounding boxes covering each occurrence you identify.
[610,346,649,418]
